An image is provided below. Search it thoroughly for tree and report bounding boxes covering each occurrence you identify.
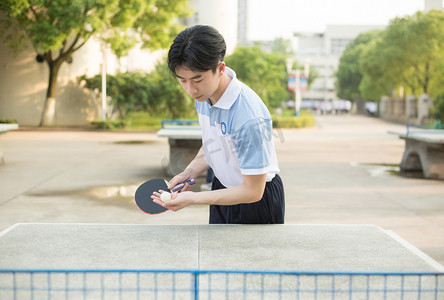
[335,30,381,101]
[431,91,444,124]
[148,61,194,119]
[359,37,394,101]
[225,46,289,109]
[271,37,294,57]
[80,72,152,119]
[360,10,444,101]
[0,0,191,126]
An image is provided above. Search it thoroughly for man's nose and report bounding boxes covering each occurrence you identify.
[185,83,197,95]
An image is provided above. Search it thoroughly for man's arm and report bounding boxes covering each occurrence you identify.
[152,173,267,211]
[194,173,267,205]
[167,146,209,190]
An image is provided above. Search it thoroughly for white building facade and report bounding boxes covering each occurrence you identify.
[237,0,249,45]
[424,0,443,11]
[184,0,239,55]
[294,25,385,103]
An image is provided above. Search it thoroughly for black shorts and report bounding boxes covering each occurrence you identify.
[209,174,285,224]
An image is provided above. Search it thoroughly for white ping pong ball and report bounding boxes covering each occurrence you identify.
[161,192,171,202]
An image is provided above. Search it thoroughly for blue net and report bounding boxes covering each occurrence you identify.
[1,269,443,299]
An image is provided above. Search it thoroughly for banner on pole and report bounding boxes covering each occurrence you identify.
[288,72,308,92]
[300,75,308,92]
[287,73,296,91]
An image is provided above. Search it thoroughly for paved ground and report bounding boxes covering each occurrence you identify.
[0,114,443,266]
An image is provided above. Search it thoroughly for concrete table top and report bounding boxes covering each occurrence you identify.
[1,223,442,272]
[388,129,444,144]
[157,126,202,140]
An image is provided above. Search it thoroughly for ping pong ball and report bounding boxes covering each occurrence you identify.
[161,192,171,202]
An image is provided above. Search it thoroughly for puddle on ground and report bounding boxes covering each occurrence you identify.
[86,185,139,208]
[88,185,137,199]
[111,140,158,145]
[26,185,139,209]
[27,178,206,209]
[351,162,400,177]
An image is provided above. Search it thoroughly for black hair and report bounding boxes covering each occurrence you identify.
[168,25,226,75]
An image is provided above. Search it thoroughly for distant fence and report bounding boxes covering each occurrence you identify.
[1,269,443,299]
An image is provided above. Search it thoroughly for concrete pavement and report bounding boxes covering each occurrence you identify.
[0,114,443,266]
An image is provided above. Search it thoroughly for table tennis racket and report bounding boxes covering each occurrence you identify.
[135,177,195,214]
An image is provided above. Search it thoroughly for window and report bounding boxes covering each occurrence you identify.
[330,39,352,54]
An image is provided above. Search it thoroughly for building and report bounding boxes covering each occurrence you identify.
[184,0,239,55]
[293,25,385,103]
[424,0,443,11]
[183,0,250,52]
[237,0,249,46]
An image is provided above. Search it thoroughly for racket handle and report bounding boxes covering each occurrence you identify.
[171,177,195,192]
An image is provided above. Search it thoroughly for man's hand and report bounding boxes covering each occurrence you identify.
[151,190,194,211]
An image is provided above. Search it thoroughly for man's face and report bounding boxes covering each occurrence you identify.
[175,63,224,102]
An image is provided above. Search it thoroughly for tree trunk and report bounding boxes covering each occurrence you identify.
[423,62,429,95]
[39,60,62,127]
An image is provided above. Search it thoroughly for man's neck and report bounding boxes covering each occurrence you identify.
[209,73,232,106]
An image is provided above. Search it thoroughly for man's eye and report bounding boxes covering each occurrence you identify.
[194,80,202,83]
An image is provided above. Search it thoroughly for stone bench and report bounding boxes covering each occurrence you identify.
[157,120,202,176]
[389,126,444,180]
[0,123,19,166]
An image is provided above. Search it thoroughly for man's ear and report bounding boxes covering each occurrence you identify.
[218,61,226,75]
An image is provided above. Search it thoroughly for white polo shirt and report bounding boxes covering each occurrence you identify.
[195,67,280,188]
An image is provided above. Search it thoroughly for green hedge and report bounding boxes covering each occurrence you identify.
[91,110,316,131]
[272,110,316,129]
[90,120,125,130]
[0,119,17,124]
[431,91,444,124]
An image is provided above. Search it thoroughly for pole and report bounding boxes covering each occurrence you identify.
[295,69,301,117]
[101,43,107,121]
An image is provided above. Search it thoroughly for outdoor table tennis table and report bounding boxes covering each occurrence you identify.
[1,223,443,298]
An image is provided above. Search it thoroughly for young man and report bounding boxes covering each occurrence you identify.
[152,25,285,224]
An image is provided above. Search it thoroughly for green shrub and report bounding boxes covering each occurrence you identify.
[125,112,163,131]
[0,119,17,124]
[272,110,315,128]
[90,120,126,130]
[431,92,444,125]
[79,59,194,121]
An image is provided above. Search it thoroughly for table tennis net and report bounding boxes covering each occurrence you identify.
[0,269,443,299]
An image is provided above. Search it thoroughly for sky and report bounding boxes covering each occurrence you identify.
[248,0,428,40]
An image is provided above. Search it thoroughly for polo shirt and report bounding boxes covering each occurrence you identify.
[195,67,280,188]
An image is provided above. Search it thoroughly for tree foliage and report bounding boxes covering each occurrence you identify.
[79,58,194,119]
[225,46,289,109]
[80,72,151,119]
[0,0,191,125]
[431,91,444,123]
[359,37,394,102]
[359,10,444,100]
[270,37,294,57]
[335,30,381,101]
[147,61,194,119]
[336,9,444,120]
